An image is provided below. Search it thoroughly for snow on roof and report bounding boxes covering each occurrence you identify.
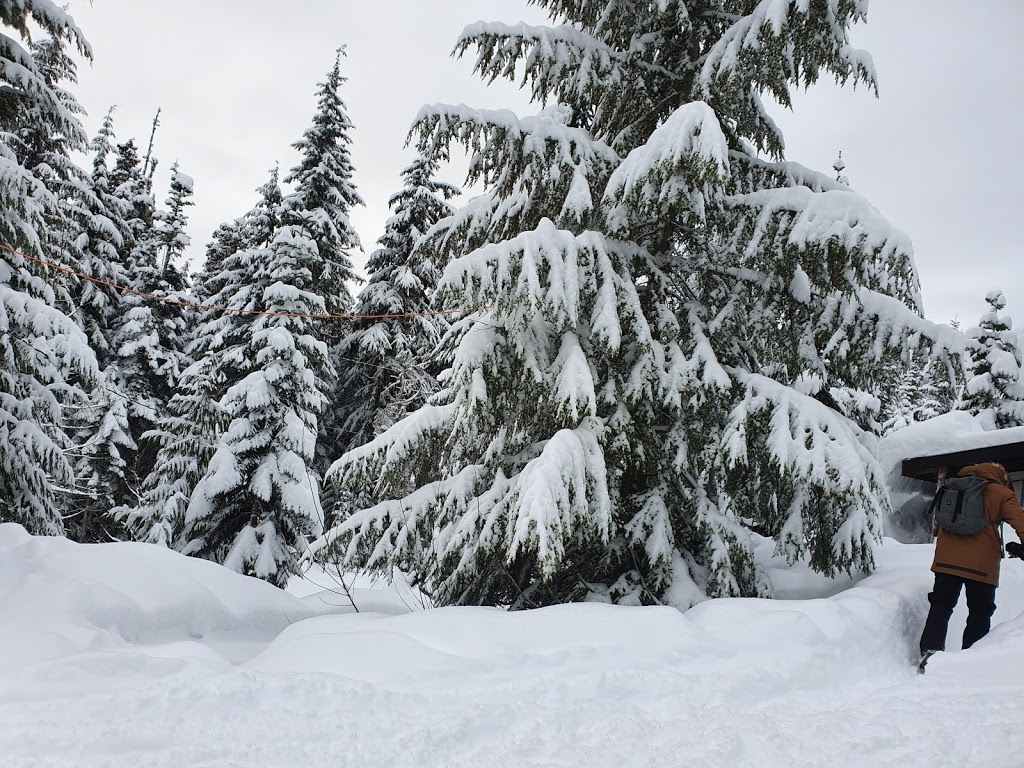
[877,410,1024,481]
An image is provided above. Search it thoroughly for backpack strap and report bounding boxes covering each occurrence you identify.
[926,485,943,543]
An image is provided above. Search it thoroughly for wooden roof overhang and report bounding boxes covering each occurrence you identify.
[901,441,1024,482]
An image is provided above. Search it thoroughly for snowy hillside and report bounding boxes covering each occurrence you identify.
[3,522,1024,768]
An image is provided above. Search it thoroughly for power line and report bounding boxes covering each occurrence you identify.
[0,242,471,321]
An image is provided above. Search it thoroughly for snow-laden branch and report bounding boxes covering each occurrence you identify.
[455,21,626,106]
[699,0,876,99]
[722,370,885,571]
[604,102,729,236]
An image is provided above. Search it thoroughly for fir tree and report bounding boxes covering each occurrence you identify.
[191,219,244,303]
[318,2,961,608]
[242,164,282,249]
[63,110,137,541]
[16,36,89,281]
[323,154,459,524]
[879,350,957,436]
[181,227,330,586]
[128,169,290,549]
[280,47,364,341]
[110,138,186,478]
[331,154,459,456]
[120,355,226,547]
[276,48,364,510]
[962,291,1024,428]
[135,164,192,389]
[918,356,957,421]
[155,161,193,285]
[111,138,174,407]
[0,3,99,535]
[72,110,132,359]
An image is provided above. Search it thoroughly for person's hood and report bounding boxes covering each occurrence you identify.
[960,463,1012,487]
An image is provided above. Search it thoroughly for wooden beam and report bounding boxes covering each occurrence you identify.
[901,441,1024,481]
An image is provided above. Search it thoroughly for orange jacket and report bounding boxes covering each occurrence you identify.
[932,463,1024,586]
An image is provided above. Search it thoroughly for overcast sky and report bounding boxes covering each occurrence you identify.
[64,0,1022,329]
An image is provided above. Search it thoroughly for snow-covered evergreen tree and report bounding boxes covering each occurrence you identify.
[961,290,1024,428]
[279,47,364,341]
[180,226,330,586]
[62,110,138,541]
[111,139,175,406]
[242,165,282,249]
[155,162,193,284]
[0,2,99,534]
[918,357,956,421]
[72,111,131,358]
[108,137,193,502]
[120,354,225,547]
[275,47,364,504]
[127,167,291,550]
[322,154,458,525]
[331,154,459,457]
[131,164,192,389]
[879,350,956,436]
[318,1,964,608]
[122,208,241,547]
[15,36,89,283]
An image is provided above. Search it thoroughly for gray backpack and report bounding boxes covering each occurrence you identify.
[933,476,995,535]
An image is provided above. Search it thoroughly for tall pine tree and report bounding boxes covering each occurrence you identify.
[181,227,331,586]
[1,3,99,534]
[277,48,365,491]
[279,47,364,336]
[961,290,1024,428]
[319,1,963,608]
[63,110,137,541]
[323,153,459,525]
[242,164,282,250]
[332,154,459,457]
[123,168,283,548]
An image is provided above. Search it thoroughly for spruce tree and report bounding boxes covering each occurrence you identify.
[331,154,459,457]
[280,47,364,343]
[320,2,958,607]
[16,36,89,285]
[0,3,99,535]
[73,111,132,359]
[111,138,176,410]
[155,162,193,286]
[63,110,137,541]
[181,227,330,586]
[917,357,956,421]
[120,355,226,547]
[127,169,290,549]
[276,48,364,506]
[140,164,193,386]
[962,291,1024,428]
[242,165,282,249]
[323,154,458,525]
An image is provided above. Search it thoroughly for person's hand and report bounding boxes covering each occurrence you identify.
[1006,541,1024,559]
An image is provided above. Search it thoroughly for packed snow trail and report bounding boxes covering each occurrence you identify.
[2,523,1024,768]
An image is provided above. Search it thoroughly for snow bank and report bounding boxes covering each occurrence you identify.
[3,525,1024,767]
[0,523,325,665]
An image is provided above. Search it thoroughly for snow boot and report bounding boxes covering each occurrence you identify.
[917,649,938,675]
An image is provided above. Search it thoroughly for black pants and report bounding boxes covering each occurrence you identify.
[919,572,997,654]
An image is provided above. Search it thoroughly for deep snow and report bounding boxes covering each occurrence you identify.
[2,522,1024,768]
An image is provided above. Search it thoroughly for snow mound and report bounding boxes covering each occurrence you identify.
[0,523,324,665]
[3,526,1024,767]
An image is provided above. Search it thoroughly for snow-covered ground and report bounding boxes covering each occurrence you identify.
[3,522,1024,768]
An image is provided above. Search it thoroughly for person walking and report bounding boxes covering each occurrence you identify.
[918,463,1024,670]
